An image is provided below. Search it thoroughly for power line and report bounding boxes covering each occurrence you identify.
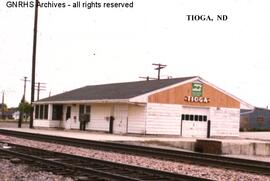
[161,75,173,79]
[139,76,157,81]
[152,63,167,80]
[139,63,170,81]
[35,82,46,101]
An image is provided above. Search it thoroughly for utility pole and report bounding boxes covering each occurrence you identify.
[18,76,30,128]
[21,76,30,102]
[1,91,4,120]
[35,82,46,101]
[30,0,39,129]
[152,63,167,80]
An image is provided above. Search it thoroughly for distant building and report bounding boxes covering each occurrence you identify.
[240,107,270,131]
[0,107,18,120]
[12,111,20,120]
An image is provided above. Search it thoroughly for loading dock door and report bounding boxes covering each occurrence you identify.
[181,107,209,138]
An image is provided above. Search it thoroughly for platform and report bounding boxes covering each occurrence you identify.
[0,127,270,157]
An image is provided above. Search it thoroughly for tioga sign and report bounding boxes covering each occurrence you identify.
[184,96,210,103]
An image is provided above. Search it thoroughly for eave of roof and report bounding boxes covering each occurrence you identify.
[35,99,129,104]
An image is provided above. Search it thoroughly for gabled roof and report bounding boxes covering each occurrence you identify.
[37,76,197,103]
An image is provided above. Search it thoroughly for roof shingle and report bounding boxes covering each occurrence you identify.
[37,76,196,102]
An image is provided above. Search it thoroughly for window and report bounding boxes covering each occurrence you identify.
[79,105,91,122]
[35,105,39,119]
[86,105,91,122]
[40,105,44,119]
[79,105,84,115]
[86,106,91,114]
[52,105,63,120]
[181,114,185,120]
[35,104,48,120]
[182,114,207,122]
[66,106,71,120]
[203,116,207,122]
[44,105,48,119]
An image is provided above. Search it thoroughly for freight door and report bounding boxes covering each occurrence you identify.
[181,107,209,137]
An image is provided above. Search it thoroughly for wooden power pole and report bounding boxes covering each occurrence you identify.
[18,76,30,128]
[1,91,4,120]
[35,82,46,101]
[152,63,167,80]
[30,0,39,129]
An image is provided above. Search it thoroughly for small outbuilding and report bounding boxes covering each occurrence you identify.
[34,76,253,137]
[240,107,270,131]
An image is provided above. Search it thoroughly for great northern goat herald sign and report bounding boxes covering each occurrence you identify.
[192,83,203,97]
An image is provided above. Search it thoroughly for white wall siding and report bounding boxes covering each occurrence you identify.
[209,107,240,137]
[33,120,61,128]
[54,104,111,131]
[146,103,182,135]
[49,121,61,127]
[127,105,146,134]
[87,104,111,132]
[33,119,50,127]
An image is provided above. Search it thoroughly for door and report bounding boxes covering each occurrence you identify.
[181,107,209,137]
[113,105,128,134]
[63,105,71,129]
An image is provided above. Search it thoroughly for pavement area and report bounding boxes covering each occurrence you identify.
[0,121,270,158]
[240,132,270,141]
[0,127,196,142]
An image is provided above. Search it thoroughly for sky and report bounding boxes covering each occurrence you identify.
[0,0,270,108]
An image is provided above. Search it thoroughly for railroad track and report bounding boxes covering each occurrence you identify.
[0,129,270,175]
[0,142,209,181]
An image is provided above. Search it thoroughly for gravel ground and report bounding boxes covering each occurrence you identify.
[0,134,269,181]
[0,159,73,181]
[224,154,270,162]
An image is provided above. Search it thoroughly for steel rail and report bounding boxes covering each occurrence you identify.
[0,129,270,175]
[0,142,210,181]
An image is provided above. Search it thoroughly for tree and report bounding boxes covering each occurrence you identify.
[0,103,8,119]
[0,103,8,111]
[18,101,31,121]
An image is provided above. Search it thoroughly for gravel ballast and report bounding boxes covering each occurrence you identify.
[0,134,269,181]
[0,159,73,181]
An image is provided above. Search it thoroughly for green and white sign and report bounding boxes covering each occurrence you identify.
[192,83,203,96]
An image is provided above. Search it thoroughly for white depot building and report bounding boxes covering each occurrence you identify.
[33,76,253,138]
